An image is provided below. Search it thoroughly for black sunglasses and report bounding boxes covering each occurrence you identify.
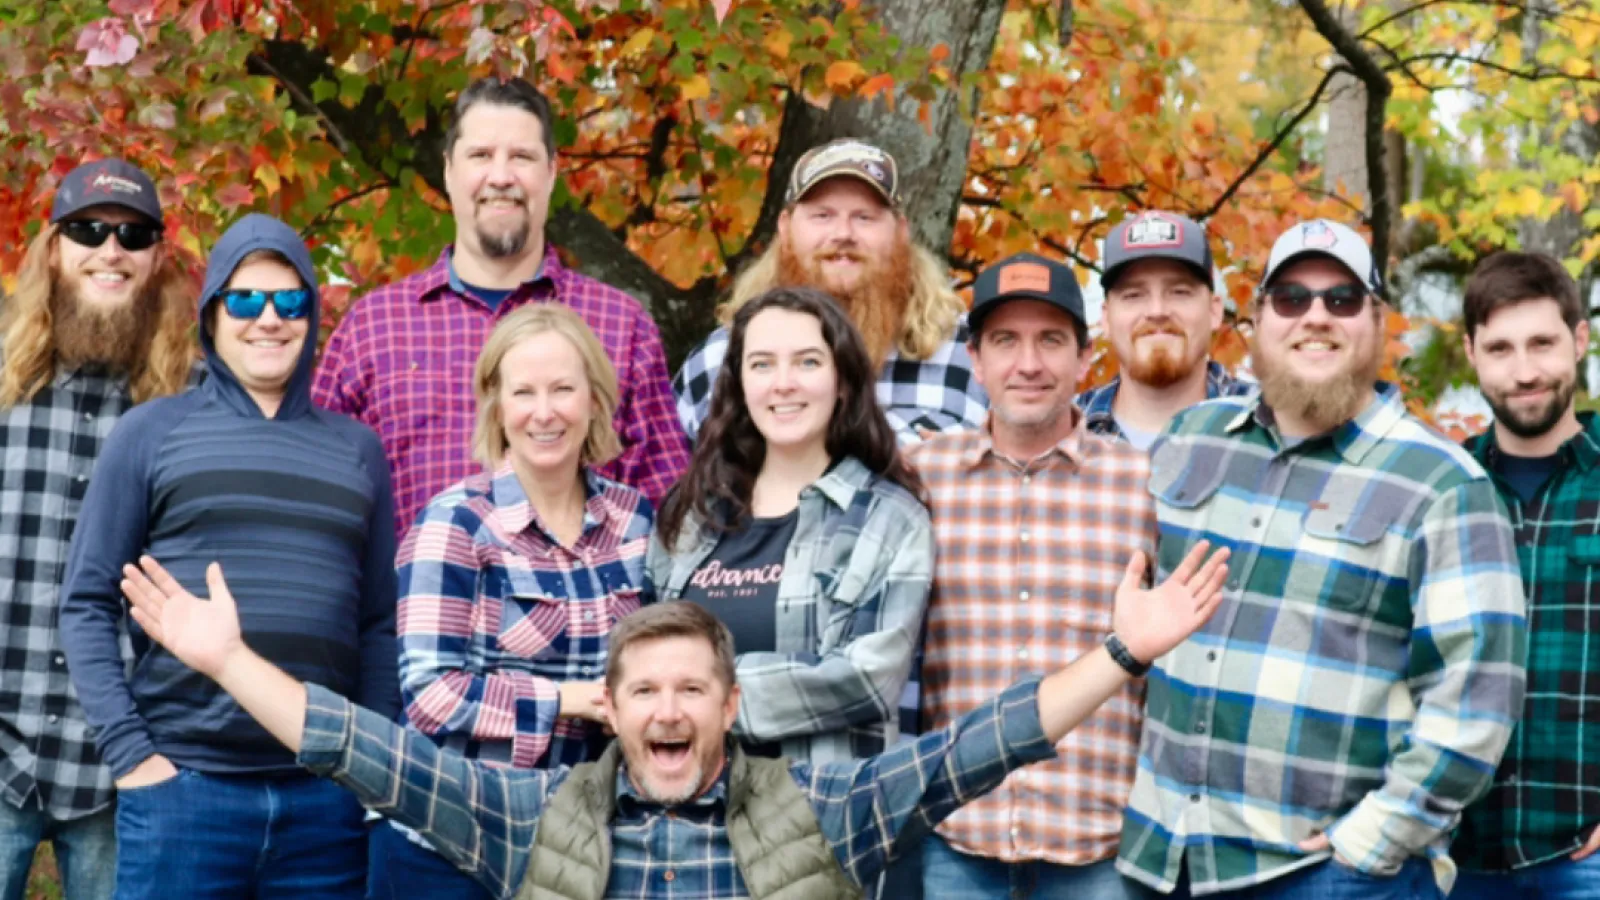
[215,288,313,321]
[58,219,164,253]
[1261,283,1369,319]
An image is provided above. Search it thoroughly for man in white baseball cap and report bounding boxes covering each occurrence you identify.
[1118,219,1527,900]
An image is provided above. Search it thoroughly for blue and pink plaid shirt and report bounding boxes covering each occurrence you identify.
[395,463,653,771]
[313,249,690,541]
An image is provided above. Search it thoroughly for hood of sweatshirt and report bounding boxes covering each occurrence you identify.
[198,213,320,420]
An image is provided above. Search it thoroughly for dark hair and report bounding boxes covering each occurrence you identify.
[605,602,736,692]
[657,286,926,548]
[444,77,556,159]
[1463,251,1584,340]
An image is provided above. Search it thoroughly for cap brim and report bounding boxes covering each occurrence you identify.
[1261,249,1366,292]
[1101,257,1213,290]
[791,171,896,207]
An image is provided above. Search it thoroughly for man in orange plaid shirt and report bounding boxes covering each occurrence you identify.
[911,253,1155,898]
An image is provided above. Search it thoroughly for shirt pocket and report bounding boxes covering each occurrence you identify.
[372,349,474,434]
[497,569,569,660]
[606,586,643,626]
[1288,501,1394,615]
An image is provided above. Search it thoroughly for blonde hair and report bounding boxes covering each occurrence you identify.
[471,304,621,470]
[0,224,196,408]
[719,237,964,362]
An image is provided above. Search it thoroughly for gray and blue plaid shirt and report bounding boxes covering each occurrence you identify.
[673,323,988,446]
[646,456,933,763]
[0,365,133,820]
[1075,360,1253,442]
[299,677,1056,899]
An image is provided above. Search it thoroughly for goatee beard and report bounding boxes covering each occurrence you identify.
[51,282,156,374]
[478,221,531,259]
[776,238,913,369]
[1487,378,1576,440]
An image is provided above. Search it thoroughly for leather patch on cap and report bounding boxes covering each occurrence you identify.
[997,261,1051,295]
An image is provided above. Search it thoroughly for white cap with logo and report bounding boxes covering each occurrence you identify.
[1260,219,1383,297]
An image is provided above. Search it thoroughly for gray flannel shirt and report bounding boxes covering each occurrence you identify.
[645,456,933,765]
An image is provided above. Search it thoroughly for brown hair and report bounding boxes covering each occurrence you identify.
[657,286,926,550]
[471,304,621,469]
[720,238,963,363]
[0,224,195,408]
[604,602,736,692]
[1463,251,1583,341]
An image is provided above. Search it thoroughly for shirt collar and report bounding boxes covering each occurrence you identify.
[810,456,874,509]
[1081,360,1241,430]
[53,362,130,390]
[962,405,1088,470]
[1230,381,1405,465]
[446,251,549,295]
[488,461,607,540]
[613,746,732,814]
[1470,410,1600,473]
[420,247,557,303]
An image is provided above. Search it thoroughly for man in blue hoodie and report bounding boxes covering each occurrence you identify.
[59,214,399,899]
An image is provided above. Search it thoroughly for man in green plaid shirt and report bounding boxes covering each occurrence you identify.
[1454,251,1600,900]
[1118,220,1528,899]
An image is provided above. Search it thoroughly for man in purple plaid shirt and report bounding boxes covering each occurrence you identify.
[313,77,689,539]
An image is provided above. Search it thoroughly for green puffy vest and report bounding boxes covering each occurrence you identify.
[517,742,864,900]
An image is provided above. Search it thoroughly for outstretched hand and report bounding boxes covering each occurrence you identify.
[1112,540,1230,665]
[121,556,246,681]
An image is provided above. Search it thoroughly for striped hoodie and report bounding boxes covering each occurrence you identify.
[60,213,399,779]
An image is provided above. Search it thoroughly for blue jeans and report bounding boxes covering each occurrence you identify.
[1129,856,1442,899]
[922,834,1140,899]
[1452,852,1600,900]
[0,799,115,900]
[366,820,492,900]
[113,768,365,899]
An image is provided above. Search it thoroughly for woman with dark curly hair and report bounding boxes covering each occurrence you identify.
[648,285,932,769]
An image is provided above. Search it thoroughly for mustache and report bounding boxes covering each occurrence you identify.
[1132,321,1186,339]
[812,246,864,263]
[476,188,527,204]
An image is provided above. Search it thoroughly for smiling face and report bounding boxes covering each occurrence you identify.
[496,330,593,481]
[444,102,557,264]
[970,299,1090,448]
[1250,256,1382,436]
[1466,297,1587,441]
[210,256,309,414]
[54,205,163,315]
[740,307,838,459]
[604,634,739,806]
[1104,258,1222,388]
[777,178,902,299]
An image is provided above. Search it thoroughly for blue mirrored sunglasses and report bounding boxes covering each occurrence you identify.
[216,288,312,321]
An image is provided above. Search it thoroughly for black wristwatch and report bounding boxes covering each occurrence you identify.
[1104,633,1152,677]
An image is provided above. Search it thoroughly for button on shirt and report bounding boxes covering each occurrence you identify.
[0,366,132,819]
[313,249,690,541]
[1118,385,1527,896]
[1456,414,1600,872]
[912,409,1156,866]
[674,322,987,447]
[298,677,1057,899]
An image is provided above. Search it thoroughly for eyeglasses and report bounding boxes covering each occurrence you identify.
[1260,283,1369,319]
[215,288,313,321]
[58,219,164,253]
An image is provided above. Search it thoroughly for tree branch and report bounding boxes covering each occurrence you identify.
[1198,64,1345,220]
[300,178,395,237]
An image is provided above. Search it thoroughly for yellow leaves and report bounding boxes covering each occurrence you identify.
[1499,185,1547,218]
[620,27,655,58]
[253,162,280,197]
[762,28,792,60]
[1560,182,1590,214]
[824,60,864,92]
[679,73,710,100]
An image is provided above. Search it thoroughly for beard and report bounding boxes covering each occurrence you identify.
[776,236,913,369]
[475,189,532,259]
[1484,375,1577,440]
[50,275,159,374]
[1251,324,1383,434]
[1122,322,1195,389]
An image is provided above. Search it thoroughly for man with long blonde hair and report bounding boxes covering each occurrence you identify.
[0,158,192,900]
[673,139,987,447]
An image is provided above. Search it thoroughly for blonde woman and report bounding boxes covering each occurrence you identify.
[368,305,654,899]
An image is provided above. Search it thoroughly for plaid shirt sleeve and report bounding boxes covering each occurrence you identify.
[734,500,934,745]
[299,683,557,900]
[802,678,1058,886]
[612,310,691,503]
[672,329,727,443]
[311,304,367,421]
[1327,478,1528,873]
[396,497,562,765]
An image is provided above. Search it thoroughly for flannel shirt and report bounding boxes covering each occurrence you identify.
[298,676,1056,899]
[1118,384,1527,896]
[1455,413,1600,872]
[0,366,131,820]
[645,456,932,764]
[673,322,987,447]
[312,249,690,541]
[911,409,1155,865]
[1076,361,1254,442]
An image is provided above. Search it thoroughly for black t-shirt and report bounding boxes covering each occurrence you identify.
[1493,449,1564,505]
[681,510,799,759]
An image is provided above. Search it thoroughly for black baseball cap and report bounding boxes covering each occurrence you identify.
[969,253,1086,335]
[1101,211,1214,290]
[50,158,163,227]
